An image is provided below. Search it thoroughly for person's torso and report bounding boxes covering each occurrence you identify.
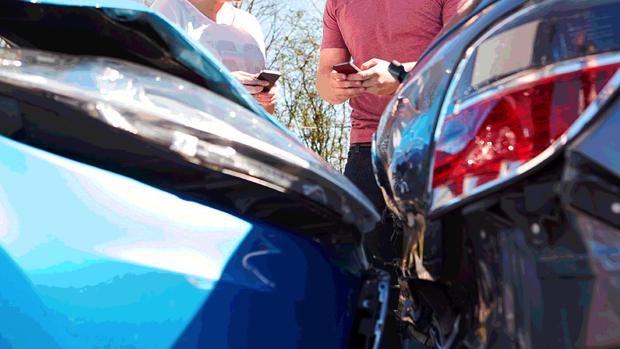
[331,0,447,141]
[152,0,266,74]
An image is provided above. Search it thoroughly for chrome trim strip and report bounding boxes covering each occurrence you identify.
[372,270,390,349]
[429,1,620,213]
[454,52,620,115]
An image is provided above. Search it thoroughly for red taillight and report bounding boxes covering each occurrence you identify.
[433,63,620,197]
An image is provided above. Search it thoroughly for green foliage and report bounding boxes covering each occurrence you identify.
[237,0,350,171]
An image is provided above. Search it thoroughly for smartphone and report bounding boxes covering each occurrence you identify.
[256,70,281,92]
[332,62,361,75]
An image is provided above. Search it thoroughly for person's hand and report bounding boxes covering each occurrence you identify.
[254,81,280,114]
[329,70,365,104]
[347,58,400,96]
[231,71,270,95]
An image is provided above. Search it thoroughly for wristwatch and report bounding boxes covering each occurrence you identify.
[388,60,408,83]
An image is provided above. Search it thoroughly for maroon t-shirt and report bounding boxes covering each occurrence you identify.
[322,0,461,143]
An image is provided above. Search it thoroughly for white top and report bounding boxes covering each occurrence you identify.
[150,0,266,74]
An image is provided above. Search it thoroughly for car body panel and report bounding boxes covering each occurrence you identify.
[572,96,620,179]
[563,96,620,348]
[0,135,362,348]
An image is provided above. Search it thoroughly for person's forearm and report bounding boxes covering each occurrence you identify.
[403,61,417,72]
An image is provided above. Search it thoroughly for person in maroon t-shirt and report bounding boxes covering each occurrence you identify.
[316,1,461,347]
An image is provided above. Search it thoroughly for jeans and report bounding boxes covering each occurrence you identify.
[344,145,398,265]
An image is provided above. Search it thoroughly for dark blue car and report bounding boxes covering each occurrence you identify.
[0,1,387,348]
[374,0,620,347]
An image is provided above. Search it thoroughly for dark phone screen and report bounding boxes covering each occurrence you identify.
[333,62,360,75]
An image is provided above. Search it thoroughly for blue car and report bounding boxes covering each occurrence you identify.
[0,1,387,348]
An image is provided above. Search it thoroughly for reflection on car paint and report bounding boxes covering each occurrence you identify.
[0,136,367,348]
[0,136,251,348]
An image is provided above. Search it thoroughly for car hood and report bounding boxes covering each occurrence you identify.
[0,0,380,238]
[0,47,379,239]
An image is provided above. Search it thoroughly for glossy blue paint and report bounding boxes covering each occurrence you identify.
[174,223,361,349]
[0,137,361,348]
[0,136,252,348]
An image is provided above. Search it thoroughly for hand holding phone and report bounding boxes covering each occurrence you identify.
[332,62,361,75]
[328,61,365,103]
[256,70,281,93]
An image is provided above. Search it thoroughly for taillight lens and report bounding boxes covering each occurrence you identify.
[433,62,620,198]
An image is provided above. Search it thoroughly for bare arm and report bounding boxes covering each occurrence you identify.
[316,48,365,105]
[403,62,418,71]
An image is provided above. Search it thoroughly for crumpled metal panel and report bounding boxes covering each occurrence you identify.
[373,0,510,221]
[372,0,516,276]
